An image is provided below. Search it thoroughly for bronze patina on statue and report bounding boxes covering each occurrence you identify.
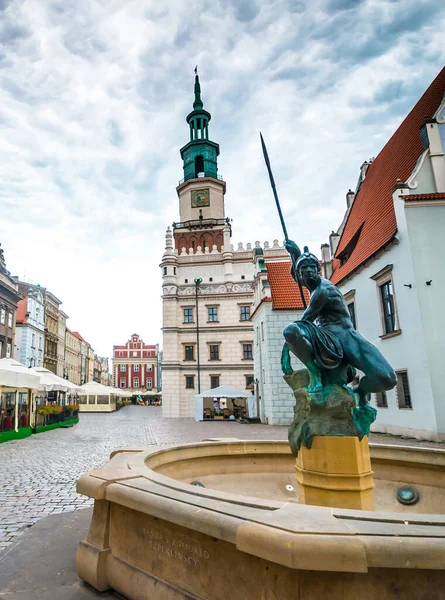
[260,133,397,456]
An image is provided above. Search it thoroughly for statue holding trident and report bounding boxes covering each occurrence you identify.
[260,133,397,454]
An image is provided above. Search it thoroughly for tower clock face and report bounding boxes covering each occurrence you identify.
[191,189,210,208]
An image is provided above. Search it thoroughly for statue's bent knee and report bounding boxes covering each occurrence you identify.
[283,323,300,342]
[375,370,397,391]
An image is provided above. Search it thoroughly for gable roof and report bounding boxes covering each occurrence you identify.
[15,298,28,324]
[266,261,308,310]
[331,67,445,285]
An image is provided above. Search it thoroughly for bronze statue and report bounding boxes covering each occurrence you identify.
[259,132,397,454]
[283,240,397,399]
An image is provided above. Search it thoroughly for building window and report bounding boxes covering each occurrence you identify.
[347,302,357,329]
[174,267,177,275]
[185,278,188,283]
[163,267,167,275]
[375,391,388,408]
[134,365,140,372]
[183,308,193,323]
[210,375,220,389]
[147,365,152,371]
[209,344,220,360]
[261,321,264,341]
[120,379,126,388]
[31,333,35,348]
[133,378,139,388]
[257,326,260,345]
[147,379,152,389]
[6,343,11,358]
[209,277,213,282]
[184,345,195,361]
[185,375,195,389]
[207,307,218,322]
[243,344,253,360]
[7,312,12,328]
[371,266,399,336]
[36,307,40,322]
[262,368,265,384]
[380,281,396,334]
[133,351,137,357]
[240,306,250,321]
[0,309,5,324]
[120,364,126,372]
[245,375,254,389]
[396,371,412,409]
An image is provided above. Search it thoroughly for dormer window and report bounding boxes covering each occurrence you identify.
[336,223,364,267]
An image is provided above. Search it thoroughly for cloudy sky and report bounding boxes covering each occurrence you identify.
[1,0,444,357]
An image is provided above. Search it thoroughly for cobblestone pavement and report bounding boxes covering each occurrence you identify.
[0,405,443,555]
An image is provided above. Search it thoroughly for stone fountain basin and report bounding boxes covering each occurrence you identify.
[76,440,445,600]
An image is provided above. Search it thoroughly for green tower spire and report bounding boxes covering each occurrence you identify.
[193,72,203,110]
[180,69,220,182]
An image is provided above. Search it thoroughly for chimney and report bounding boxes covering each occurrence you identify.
[360,160,370,182]
[329,231,340,257]
[320,243,330,263]
[346,189,355,209]
[320,243,333,279]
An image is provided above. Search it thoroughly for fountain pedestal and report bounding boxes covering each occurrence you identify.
[295,436,375,510]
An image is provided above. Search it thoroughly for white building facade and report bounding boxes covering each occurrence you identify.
[251,247,305,425]
[329,69,445,441]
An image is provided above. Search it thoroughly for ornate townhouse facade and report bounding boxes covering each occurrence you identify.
[17,282,62,374]
[65,329,82,385]
[57,310,68,378]
[0,246,20,359]
[15,286,45,368]
[112,334,159,392]
[161,74,255,418]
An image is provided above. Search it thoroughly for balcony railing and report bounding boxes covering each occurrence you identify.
[178,173,223,186]
[173,217,231,231]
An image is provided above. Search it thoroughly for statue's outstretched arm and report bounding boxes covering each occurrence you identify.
[284,239,301,258]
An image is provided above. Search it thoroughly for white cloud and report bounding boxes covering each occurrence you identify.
[0,0,444,355]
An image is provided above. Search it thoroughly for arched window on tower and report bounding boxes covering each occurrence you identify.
[195,155,204,177]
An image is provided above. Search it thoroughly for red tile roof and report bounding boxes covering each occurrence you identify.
[402,192,445,202]
[331,67,445,285]
[15,298,28,324]
[72,331,90,346]
[266,261,309,310]
[250,296,272,319]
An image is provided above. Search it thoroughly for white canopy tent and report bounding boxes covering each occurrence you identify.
[194,385,257,422]
[78,381,121,412]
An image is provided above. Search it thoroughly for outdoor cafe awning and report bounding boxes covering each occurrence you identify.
[0,358,40,389]
[29,366,82,393]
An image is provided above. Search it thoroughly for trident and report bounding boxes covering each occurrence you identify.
[260,133,307,309]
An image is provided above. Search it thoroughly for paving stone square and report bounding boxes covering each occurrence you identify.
[0,405,442,554]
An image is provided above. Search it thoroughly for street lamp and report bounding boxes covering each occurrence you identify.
[194,278,202,393]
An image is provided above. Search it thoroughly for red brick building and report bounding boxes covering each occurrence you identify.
[112,334,159,392]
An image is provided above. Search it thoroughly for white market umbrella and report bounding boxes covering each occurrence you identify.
[0,358,41,389]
